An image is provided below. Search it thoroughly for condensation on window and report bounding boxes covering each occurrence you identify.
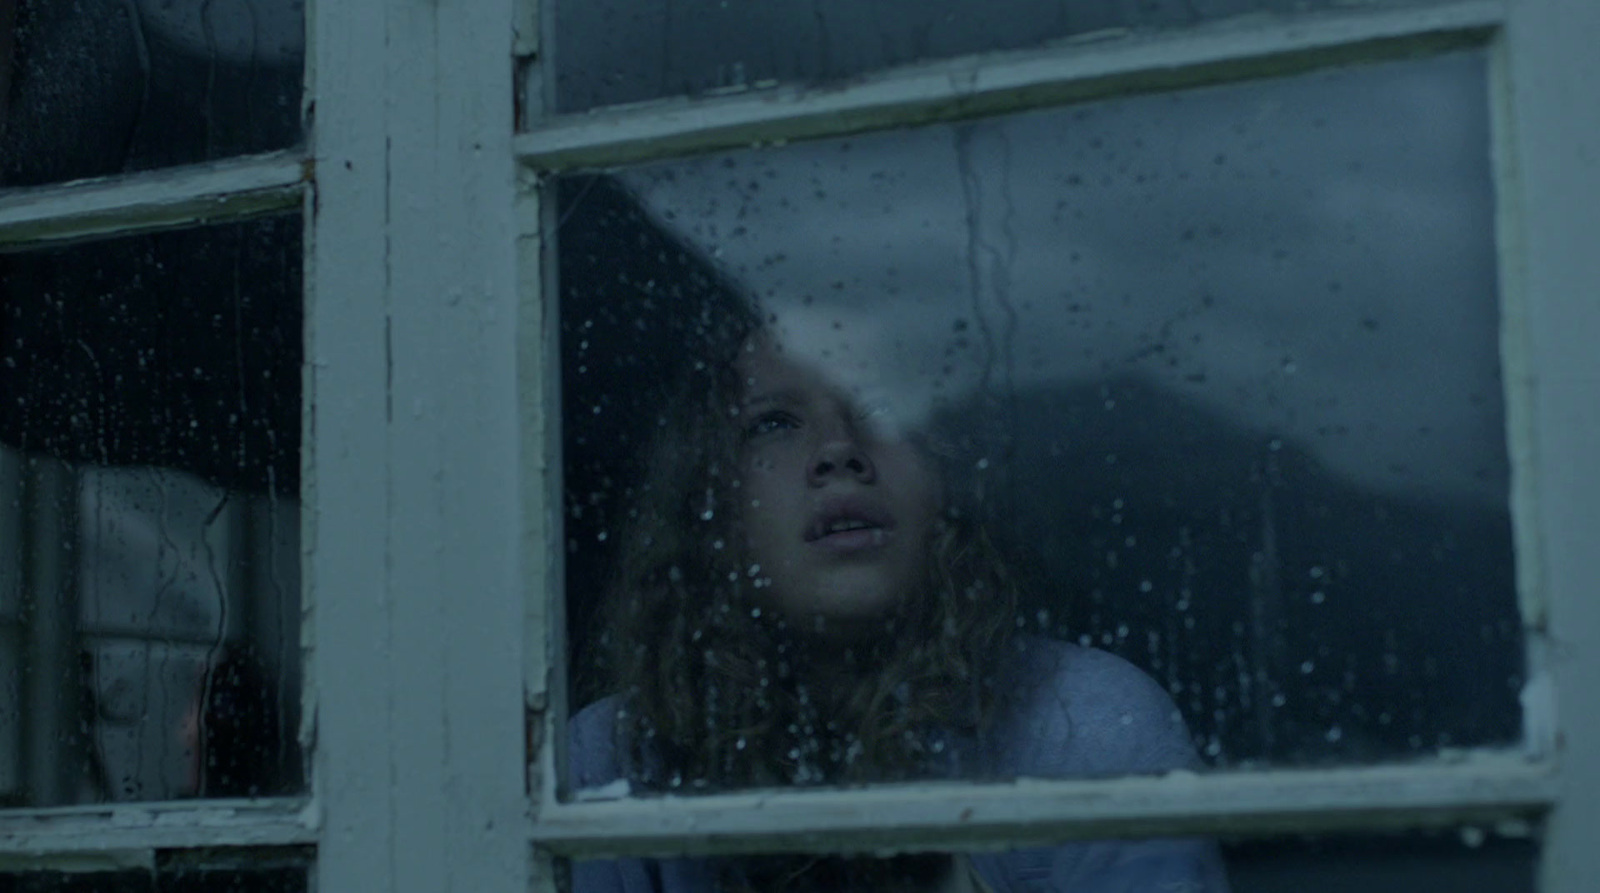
[556,48,1518,800]
[567,828,1535,893]
[551,0,1415,113]
[0,215,302,806]
[0,0,304,189]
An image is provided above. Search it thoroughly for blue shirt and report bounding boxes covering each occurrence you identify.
[567,637,1230,892]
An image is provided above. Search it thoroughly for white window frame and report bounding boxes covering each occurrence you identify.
[0,0,1590,891]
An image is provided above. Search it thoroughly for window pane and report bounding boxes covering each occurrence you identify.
[557,49,1518,797]
[0,859,307,893]
[566,829,1534,893]
[0,215,303,805]
[551,0,1427,113]
[0,0,304,188]
[1228,831,1535,893]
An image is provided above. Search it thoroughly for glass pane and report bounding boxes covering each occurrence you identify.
[557,50,1519,797]
[552,0,1420,113]
[0,860,307,893]
[567,829,1534,893]
[0,0,304,188]
[1228,831,1535,893]
[0,215,303,805]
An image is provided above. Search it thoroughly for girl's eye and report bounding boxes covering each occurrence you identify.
[746,410,799,439]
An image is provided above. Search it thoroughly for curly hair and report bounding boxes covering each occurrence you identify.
[591,313,1024,795]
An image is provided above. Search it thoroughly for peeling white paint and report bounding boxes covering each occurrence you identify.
[1520,663,1558,760]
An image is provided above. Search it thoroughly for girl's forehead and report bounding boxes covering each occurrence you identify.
[736,310,945,431]
[737,341,858,403]
[737,339,917,440]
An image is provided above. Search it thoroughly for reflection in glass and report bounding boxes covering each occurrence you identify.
[569,830,1534,893]
[0,0,304,188]
[559,47,1520,804]
[0,216,302,805]
[553,0,1400,112]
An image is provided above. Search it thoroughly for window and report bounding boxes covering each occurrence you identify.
[0,0,1594,891]
[1,0,312,883]
[524,0,1600,890]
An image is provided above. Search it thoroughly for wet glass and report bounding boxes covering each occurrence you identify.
[557,49,1519,797]
[550,0,1422,113]
[567,829,1535,893]
[0,860,307,893]
[0,215,303,805]
[0,0,304,189]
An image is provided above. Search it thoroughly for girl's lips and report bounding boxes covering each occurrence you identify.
[811,526,891,552]
[804,498,894,543]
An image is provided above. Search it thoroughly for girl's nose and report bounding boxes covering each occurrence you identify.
[808,436,877,486]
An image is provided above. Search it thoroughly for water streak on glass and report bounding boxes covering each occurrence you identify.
[0,215,302,805]
[1,0,304,188]
[557,50,1519,802]
[552,0,1414,113]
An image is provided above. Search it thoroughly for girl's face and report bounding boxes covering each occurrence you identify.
[734,341,942,632]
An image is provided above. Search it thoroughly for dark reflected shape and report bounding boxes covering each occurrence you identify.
[558,175,753,702]
[1,0,304,188]
[0,217,302,495]
[196,642,302,798]
[553,0,1387,112]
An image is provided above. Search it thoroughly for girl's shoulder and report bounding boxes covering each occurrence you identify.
[568,637,1200,789]
[984,636,1199,778]
[568,694,628,793]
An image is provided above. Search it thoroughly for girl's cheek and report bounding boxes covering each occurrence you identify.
[744,450,775,474]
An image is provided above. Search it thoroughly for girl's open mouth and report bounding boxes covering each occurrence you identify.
[806,500,894,549]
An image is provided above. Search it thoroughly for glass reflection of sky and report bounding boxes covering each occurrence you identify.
[622,51,1503,510]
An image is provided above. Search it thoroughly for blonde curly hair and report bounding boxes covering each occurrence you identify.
[592,310,1024,793]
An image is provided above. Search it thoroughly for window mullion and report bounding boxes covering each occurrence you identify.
[302,0,393,883]
[308,1,527,893]
[1499,0,1600,891]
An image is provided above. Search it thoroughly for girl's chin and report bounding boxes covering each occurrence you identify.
[778,605,907,644]
[760,578,913,623]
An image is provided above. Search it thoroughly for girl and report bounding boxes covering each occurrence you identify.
[567,308,1229,891]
